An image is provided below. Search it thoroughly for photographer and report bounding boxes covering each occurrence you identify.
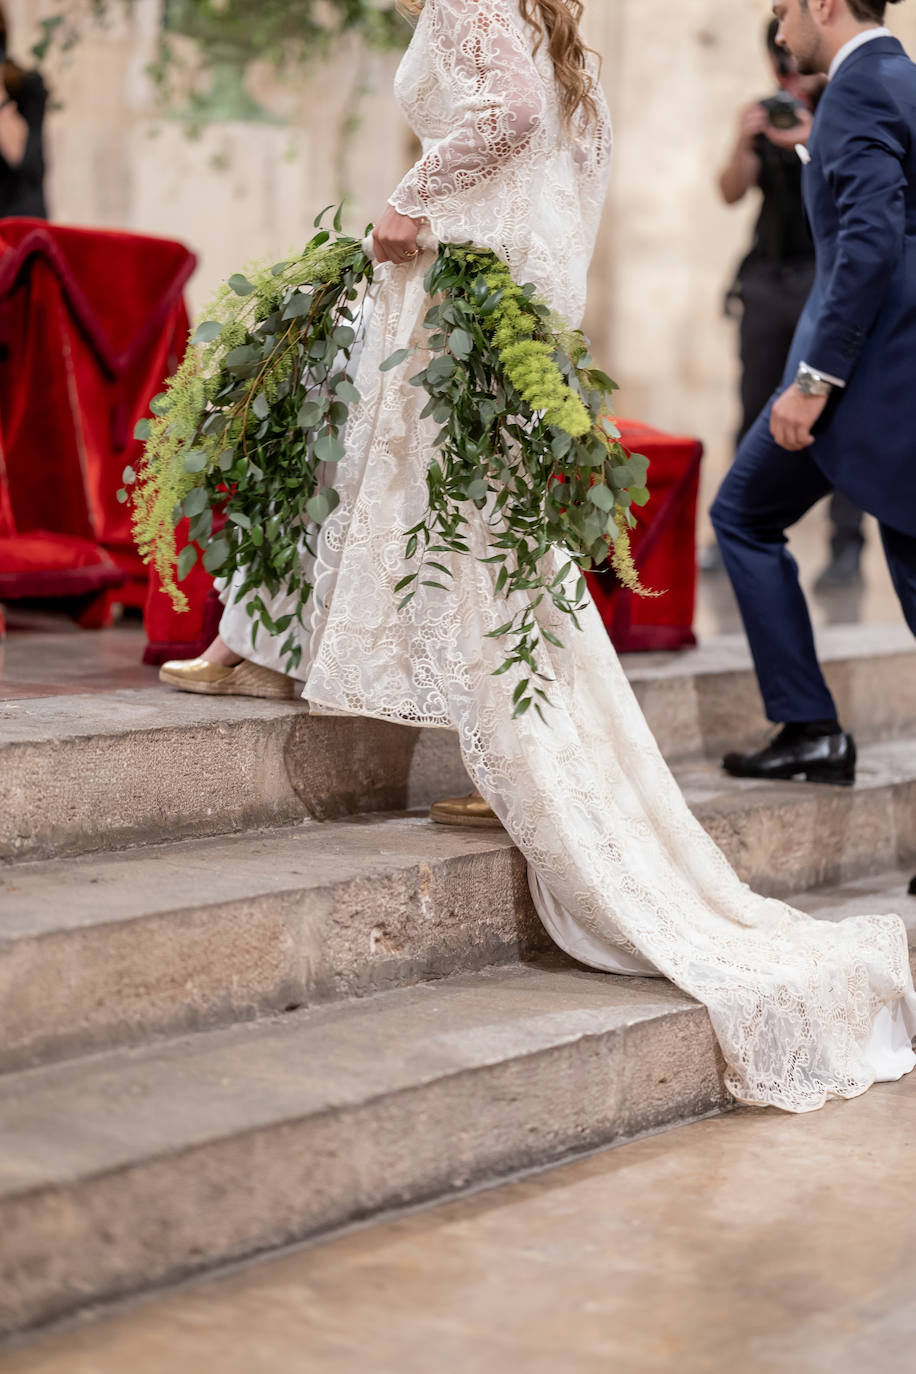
[0,3,48,220]
[710,19,864,588]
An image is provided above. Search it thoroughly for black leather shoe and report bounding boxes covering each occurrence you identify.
[722,729,856,786]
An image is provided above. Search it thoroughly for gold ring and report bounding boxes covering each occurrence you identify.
[404,249,420,259]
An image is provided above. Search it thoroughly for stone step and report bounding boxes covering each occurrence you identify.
[623,622,916,765]
[3,744,915,1076]
[2,868,913,1338]
[2,624,912,863]
[0,962,732,1337]
[685,736,916,900]
[0,818,542,1073]
[0,691,469,863]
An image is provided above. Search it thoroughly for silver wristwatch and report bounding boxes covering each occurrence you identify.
[795,362,834,397]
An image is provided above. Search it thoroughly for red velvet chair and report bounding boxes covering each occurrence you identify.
[0,219,196,625]
[587,419,703,652]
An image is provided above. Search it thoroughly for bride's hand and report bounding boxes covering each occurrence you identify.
[372,206,422,265]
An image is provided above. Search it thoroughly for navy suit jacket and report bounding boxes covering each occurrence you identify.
[782,36,916,536]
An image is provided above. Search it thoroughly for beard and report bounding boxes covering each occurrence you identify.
[786,17,829,76]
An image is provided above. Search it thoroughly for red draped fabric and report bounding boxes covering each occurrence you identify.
[0,219,196,624]
[586,420,703,652]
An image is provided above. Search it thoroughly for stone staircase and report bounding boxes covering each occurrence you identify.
[2,623,915,1339]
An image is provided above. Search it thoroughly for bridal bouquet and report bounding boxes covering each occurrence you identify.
[127,210,652,708]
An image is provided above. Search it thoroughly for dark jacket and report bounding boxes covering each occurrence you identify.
[782,36,916,536]
[0,70,48,220]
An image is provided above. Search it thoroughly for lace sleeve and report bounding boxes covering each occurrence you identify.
[389,0,547,223]
[572,69,612,180]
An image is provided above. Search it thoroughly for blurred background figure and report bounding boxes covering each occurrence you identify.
[0,2,48,220]
[703,18,864,589]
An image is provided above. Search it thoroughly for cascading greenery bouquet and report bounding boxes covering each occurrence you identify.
[126,210,653,718]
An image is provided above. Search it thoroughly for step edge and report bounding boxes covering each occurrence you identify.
[0,980,708,1204]
[0,994,726,1336]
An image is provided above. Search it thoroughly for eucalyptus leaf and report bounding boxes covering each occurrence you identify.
[203,538,230,573]
[183,487,209,518]
[380,347,413,372]
[314,434,346,464]
[177,545,198,581]
[224,344,259,368]
[449,328,473,360]
[282,293,313,319]
[298,400,326,429]
[307,492,330,524]
[191,320,223,345]
[587,484,615,513]
[188,508,213,545]
[228,274,255,297]
[334,379,361,404]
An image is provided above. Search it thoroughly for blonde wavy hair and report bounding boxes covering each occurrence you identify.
[396,0,599,127]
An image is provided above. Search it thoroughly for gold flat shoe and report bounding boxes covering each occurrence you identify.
[159,657,298,700]
[429,792,504,829]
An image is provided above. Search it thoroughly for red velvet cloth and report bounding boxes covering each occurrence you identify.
[0,531,125,599]
[142,517,225,666]
[0,219,195,616]
[587,419,703,652]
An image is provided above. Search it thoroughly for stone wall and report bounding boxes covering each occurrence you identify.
[7,0,916,510]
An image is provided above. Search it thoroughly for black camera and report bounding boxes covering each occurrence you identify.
[760,91,804,131]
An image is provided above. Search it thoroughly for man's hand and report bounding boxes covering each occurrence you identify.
[764,106,814,151]
[770,385,828,450]
[372,205,422,265]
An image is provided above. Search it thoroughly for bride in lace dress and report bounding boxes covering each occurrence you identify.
[162,0,916,1112]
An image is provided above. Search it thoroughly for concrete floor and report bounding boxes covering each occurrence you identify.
[1,1076,913,1373]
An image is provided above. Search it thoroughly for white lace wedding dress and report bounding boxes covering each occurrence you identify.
[220,0,916,1112]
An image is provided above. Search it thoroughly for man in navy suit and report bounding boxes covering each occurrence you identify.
[711,0,916,788]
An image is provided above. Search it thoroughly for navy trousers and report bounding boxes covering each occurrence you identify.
[710,408,916,724]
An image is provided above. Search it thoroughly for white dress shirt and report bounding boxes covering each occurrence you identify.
[828,26,891,80]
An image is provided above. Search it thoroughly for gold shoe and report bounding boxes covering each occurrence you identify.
[429,792,505,829]
[158,657,299,700]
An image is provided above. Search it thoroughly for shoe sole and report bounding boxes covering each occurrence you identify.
[722,766,855,788]
[158,666,299,701]
[429,809,506,829]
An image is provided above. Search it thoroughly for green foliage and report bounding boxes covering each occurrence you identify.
[127,222,654,707]
[32,1,409,101]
